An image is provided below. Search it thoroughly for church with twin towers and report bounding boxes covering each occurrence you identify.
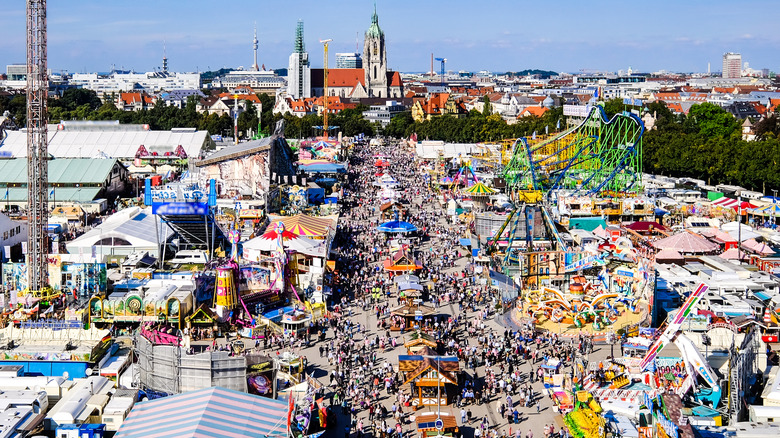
[285,5,403,101]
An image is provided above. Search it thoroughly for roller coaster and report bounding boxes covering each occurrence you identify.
[502,105,644,198]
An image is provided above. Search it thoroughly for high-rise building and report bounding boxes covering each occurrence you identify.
[335,53,362,69]
[363,4,388,98]
[287,20,311,99]
[722,52,742,79]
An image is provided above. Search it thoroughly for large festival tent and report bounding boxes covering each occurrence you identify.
[652,231,719,254]
[269,214,334,238]
[242,226,326,259]
[655,248,685,265]
[722,222,761,242]
[625,221,669,233]
[114,386,289,438]
[719,247,749,261]
[710,197,756,211]
[741,238,776,256]
[65,207,174,257]
[750,204,780,216]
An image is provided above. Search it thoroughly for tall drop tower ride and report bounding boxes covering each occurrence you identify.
[26,0,50,294]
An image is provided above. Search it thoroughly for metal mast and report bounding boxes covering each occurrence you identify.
[26,0,49,293]
[319,39,332,139]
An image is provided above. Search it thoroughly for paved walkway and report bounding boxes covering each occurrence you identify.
[274,139,613,438]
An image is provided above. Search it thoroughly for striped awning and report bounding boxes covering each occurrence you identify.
[115,387,289,438]
[462,182,496,195]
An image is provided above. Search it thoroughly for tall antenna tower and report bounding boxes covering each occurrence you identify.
[26,0,50,294]
[162,39,168,73]
[252,23,259,71]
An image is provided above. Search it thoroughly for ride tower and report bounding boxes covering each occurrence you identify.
[26,0,52,297]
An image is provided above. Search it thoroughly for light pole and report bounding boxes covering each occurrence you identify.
[737,194,742,264]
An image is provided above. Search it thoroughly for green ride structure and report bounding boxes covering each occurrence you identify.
[502,105,644,199]
[484,105,645,257]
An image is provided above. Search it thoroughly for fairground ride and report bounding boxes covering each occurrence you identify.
[502,105,644,200]
[484,105,644,256]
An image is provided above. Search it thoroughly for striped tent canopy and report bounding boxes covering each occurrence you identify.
[271,214,333,237]
[462,182,496,195]
[749,204,780,216]
[115,386,289,438]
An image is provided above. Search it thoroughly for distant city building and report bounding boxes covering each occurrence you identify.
[69,71,201,100]
[722,52,742,79]
[4,64,27,90]
[287,20,311,100]
[363,5,388,98]
[362,100,406,126]
[159,89,206,109]
[308,6,402,100]
[210,70,285,95]
[335,53,363,69]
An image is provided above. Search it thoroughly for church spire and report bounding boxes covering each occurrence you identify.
[372,1,378,24]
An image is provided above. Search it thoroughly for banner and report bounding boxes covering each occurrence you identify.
[152,202,208,215]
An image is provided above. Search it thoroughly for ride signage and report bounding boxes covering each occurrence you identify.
[150,189,207,202]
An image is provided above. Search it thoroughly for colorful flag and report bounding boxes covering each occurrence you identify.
[286,391,295,428]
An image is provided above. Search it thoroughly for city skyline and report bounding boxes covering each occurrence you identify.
[0,0,778,75]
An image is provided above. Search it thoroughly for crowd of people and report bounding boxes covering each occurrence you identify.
[310,139,580,438]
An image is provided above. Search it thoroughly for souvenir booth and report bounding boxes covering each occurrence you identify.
[185,304,219,340]
[399,355,460,407]
[415,411,459,438]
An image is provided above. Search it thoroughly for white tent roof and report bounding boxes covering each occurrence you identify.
[415,142,479,160]
[242,235,325,258]
[65,207,174,256]
[1,129,208,160]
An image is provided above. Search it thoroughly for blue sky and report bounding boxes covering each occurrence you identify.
[1,0,777,74]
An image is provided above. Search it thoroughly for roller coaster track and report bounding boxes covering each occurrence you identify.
[501,105,644,198]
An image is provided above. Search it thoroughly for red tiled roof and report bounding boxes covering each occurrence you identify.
[119,92,153,104]
[654,92,681,101]
[387,71,402,87]
[218,92,261,103]
[521,106,549,118]
[422,93,450,114]
[666,103,685,114]
[752,102,768,115]
[310,68,365,88]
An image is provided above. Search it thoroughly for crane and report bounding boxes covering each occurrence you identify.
[26,0,52,299]
[319,39,332,139]
[434,57,447,87]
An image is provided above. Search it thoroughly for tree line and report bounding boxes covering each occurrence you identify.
[0,88,377,142]
[3,88,780,193]
[641,100,780,194]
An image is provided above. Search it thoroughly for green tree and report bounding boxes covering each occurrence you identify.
[684,102,740,138]
[52,88,102,111]
[237,100,259,138]
[384,111,413,138]
[482,95,492,116]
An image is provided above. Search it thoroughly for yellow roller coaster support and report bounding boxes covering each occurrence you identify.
[515,190,544,203]
[20,286,61,302]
